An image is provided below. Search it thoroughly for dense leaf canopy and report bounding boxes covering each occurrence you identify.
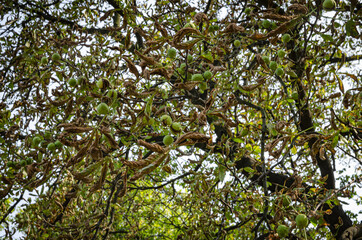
[0,0,362,239]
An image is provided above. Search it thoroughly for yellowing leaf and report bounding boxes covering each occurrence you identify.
[335,74,344,93]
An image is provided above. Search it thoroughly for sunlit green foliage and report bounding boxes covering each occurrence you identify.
[0,0,361,239]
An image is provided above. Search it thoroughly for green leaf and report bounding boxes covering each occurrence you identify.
[218,165,226,182]
[243,167,255,173]
[320,34,333,42]
[144,94,154,116]
[232,137,243,143]
[345,20,359,38]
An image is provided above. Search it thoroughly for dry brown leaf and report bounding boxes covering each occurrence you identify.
[329,92,341,99]
[248,32,267,40]
[99,10,113,21]
[118,171,128,201]
[130,152,169,181]
[64,98,73,118]
[63,126,93,133]
[240,82,263,92]
[123,57,139,79]
[73,159,104,180]
[172,27,202,50]
[173,27,200,43]
[175,132,210,145]
[90,161,108,192]
[120,157,152,170]
[266,15,303,38]
[154,21,168,38]
[100,127,119,149]
[262,13,295,22]
[311,138,322,164]
[174,38,202,50]
[222,23,245,33]
[174,81,199,91]
[134,27,148,39]
[265,136,290,158]
[67,132,94,166]
[319,145,326,160]
[138,139,164,153]
[149,68,174,80]
[256,54,269,70]
[134,49,157,65]
[162,165,172,174]
[142,68,151,80]
[275,121,287,132]
[48,97,70,106]
[0,183,13,199]
[287,4,308,15]
[193,12,208,25]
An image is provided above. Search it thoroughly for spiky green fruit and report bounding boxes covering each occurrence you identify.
[168,48,177,59]
[170,122,182,133]
[296,214,309,228]
[32,136,41,147]
[68,78,77,87]
[275,68,284,76]
[180,63,186,69]
[244,8,251,15]
[52,53,61,61]
[269,61,278,71]
[44,131,51,139]
[282,34,291,43]
[199,82,208,91]
[178,64,186,75]
[97,103,109,115]
[163,135,174,146]
[41,56,48,65]
[262,20,271,29]
[262,56,270,65]
[277,225,289,238]
[47,143,56,151]
[278,50,286,59]
[192,74,203,82]
[234,39,241,47]
[54,140,63,149]
[203,71,212,80]
[160,115,172,126]
[323,0,335,10]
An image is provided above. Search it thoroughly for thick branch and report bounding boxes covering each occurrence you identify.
[321,54,362,66]
[234,155,353,239]
[16,2,118,35]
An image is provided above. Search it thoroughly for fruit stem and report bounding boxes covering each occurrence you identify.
[97,115,107,128]
[303,228,307,239]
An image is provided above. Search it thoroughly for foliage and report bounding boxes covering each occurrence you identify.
[0,0,361,239]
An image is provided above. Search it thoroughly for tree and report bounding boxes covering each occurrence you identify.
[0,0,361,239]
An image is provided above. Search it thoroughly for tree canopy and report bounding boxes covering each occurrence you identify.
[1,0,362,239]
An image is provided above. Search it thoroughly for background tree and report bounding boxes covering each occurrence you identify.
[0,0,361,239]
